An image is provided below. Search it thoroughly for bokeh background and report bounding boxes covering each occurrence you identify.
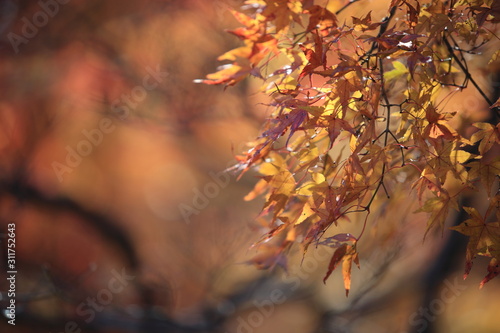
[0,1,499,332]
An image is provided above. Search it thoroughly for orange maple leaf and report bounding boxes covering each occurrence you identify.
[450,206,500,282]
[416,193,459,238]
[423,106,458,141]
[470,122,500,156]
[323,243,360,296]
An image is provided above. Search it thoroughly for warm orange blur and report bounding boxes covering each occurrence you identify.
[0,1,498,333]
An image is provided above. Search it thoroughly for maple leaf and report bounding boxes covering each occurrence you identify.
[372,28,408,54]
[218,46,252,61]
[480,258,500,288]
[324,185,342,221]
[407,51,433,78]
[323,243,360,296]
[423,106,458,141]
[261,0,302,33]
[226,10,263,41]
[352,11,381,32]
[320,233,358,247]
[235,140,273,178]
[326,116,356,148]
[342,245,360,296]
[423,13,454,38]
[262,108,308,146]
[470,122,500,156]
[250,35,280,64]
[197,63,259,86]
[292,144,321,173]
[258,156,296,219]
[467,157,500,197]
[335,76,360,114]
[268,169,295,197]
[384,61,409,82]
[411,168,443,203]
[299,33,326,80]
[450,206,500,281]
[323,243,347,283]
[259,223,288,243]
[296,171,328,197]
[404,0,420,28]
[425,140,473,184]
[326,53,363,78]
[263,192,291,220]
[471,2,500,27]
[244,178,269,201]
[296,201,316,225]
[204,0,500,293]
[416,193,459,238]
[306,5,337,36]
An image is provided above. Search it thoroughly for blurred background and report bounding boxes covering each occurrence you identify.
[0,0,498,332]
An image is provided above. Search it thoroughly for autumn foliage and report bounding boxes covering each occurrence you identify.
[202,0,500,295]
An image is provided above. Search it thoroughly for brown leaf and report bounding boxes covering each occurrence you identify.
[198,63,253,86]
[323,243,347,283]
[352,11,381,32]
[307,5,337,36]
[467,158,500,197]
[323,243,359,297]
[471,122,500,156]
[342,245,360,296]
[299,33,326,79]
[451,207,500,280]
[480,258,500,289]
[416,193,459,238]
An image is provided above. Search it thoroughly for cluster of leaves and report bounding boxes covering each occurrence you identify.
[202,0,500,295]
